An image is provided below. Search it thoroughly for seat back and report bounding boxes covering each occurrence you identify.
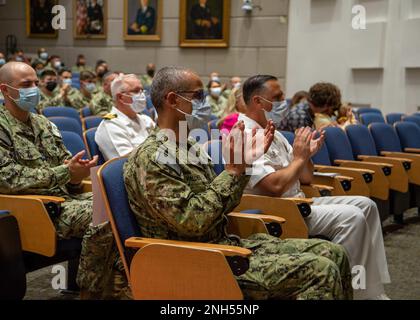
[279,131,294,145]
[394,122,420,150]
[206,140,225,176]
[98,158,141,280]
[43,107,82,125]
[61,131,88,159]
[324,127,355,162]
[71,73,80,90]
[360,113,385,126]
[369,123,403,153]
[81,106,92,118]
[49,117,83,139]
[403,116,420,127]
[357,107,382,115]
[345,125,378,157]
[386,113,404,125]
[83,116,103,130]
[84,128,106,165]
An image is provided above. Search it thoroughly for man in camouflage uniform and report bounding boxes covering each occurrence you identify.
[124,66,353,300]
[63,70,98,111]
[36,69,67,113]
[0,62,116,299]
[89,72,119,116]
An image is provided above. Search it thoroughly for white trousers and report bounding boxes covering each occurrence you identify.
[306,196,390,300]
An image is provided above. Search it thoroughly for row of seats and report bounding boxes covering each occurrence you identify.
[355,107,420,127]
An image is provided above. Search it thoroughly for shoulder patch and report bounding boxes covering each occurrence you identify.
[102,113,118,121]
[50,123,63,138]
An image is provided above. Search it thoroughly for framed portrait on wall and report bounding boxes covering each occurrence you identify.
[124,0,162,41]
[74,0,107,39]
[179,0,230,48]
[26,0,59,38]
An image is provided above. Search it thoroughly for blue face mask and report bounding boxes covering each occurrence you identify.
[175,95,212,130]
[84,82,96,93]
[40,52,49,60]
[260,97,289,128]
[0,59,5,67]
[6,85,40,112]
[62,78,73,86]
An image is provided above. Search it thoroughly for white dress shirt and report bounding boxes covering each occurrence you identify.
[95,106,155,161]
[238,114,305,198]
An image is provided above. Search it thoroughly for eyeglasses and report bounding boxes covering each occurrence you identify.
[176,89,205,102]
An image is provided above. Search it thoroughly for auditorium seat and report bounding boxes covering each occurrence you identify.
[403,116,420,127]
[81,106,92,118]
[61,131,89,159]
[394,122,420,152]
[82,116,103,131]
[84,128,106,165]
[42,107,82,126]
[49,117,83,139]
[98,158,285,300]
[360,113,386,126]
[386,113,404,126]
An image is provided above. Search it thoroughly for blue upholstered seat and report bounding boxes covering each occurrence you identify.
[49,117,83,139]
[394,122,420,150]
[43,107,82,126]
[360,113,386,126]
[84,128,106,165]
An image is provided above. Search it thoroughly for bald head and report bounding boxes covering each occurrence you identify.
[151,66,202,109]
[0,61,38,88]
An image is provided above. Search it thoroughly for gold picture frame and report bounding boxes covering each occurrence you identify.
[179,0,230,48]
[73,0,108,39]
[123,0,163,41]
[26,0,59,38]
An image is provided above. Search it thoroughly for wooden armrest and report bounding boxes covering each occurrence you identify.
[282,197,314,204]
[0,195,57,257]
[315,165,375,175]
[405,148,420,154]
[228,212,286,224]
[7,195,66,204]
[236,194,309,239]
[82,180,92,193]
[358,155,413,163]
[310,184,334,192]
[335,159,393,168]
[335,176,354,182]
[125,237,251,258]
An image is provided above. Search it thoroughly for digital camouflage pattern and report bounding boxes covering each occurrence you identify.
[37,87,65,113]
[65,87,96,111]
[124,127,353,300]
[89,90,113,116]
[0,106,115,295]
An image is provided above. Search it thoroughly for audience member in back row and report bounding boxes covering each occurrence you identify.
[72,54,93,74]
[219,87,247,133]
[278,83,342,132]
[291,90,309,106]
[95,74,155,161]
[0,61,115,299]
[314,102,359,131]
[70,70,98,110]
[140,63,156,88]
[37,69,70,113]
[206,79,228,118]
[89,71,119,116]
[95,60,109,89]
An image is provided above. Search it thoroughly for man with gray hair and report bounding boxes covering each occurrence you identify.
[123,66,353,300]
[95,73,155,161]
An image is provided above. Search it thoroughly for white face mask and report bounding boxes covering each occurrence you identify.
[122,92,147,113]
[175,94,212,130]
[260,97,289,128]
[210,87,222,98]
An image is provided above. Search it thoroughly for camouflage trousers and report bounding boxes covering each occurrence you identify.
[52,193,117,295]
[232,234,353,300]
